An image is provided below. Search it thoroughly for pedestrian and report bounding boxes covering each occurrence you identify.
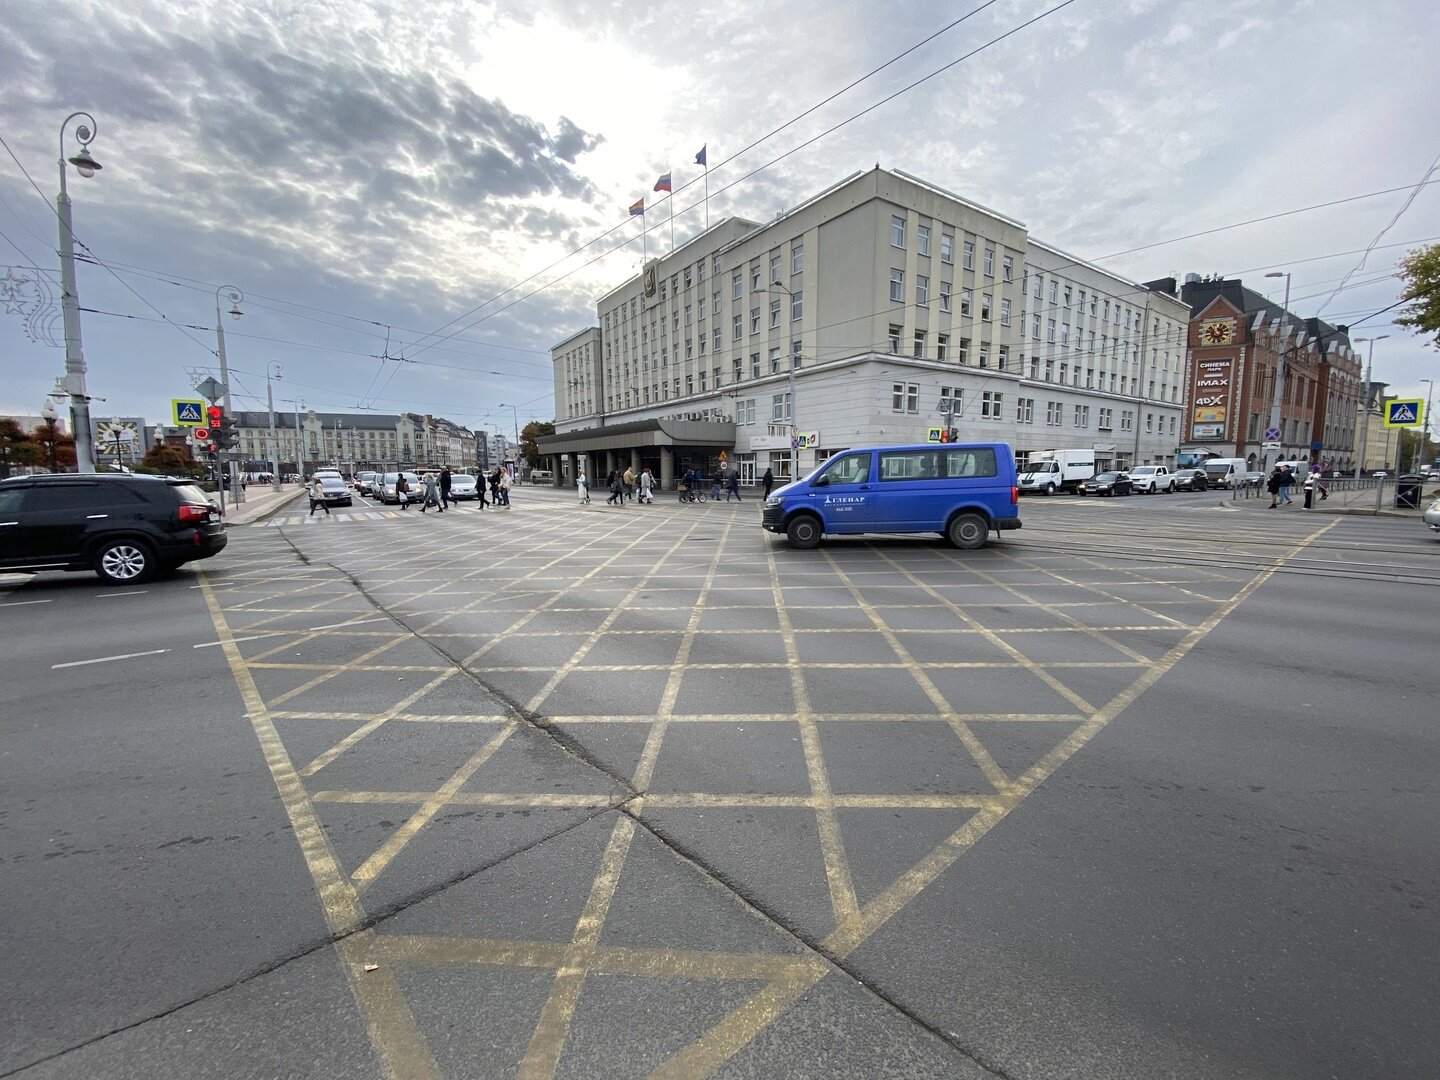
[498,467,512,507]
[762,467,774,499]
[308,475,330,516]
[420,472,443,512]
[726,466,741,502]
[1266,467,1282,509]
[607,471,624,505]
[1279,465,1295,505]
[623,465,636,503]
[709,471,722,501]
[489,467,502,507]
[439,466,453,510]
[577,470,590,504]
[396,472,412,509]
[638,467,653,504]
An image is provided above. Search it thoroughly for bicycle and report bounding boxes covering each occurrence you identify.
[678,487,708,504]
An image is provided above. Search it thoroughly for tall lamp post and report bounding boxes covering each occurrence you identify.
[266,361,283,491]
[769,281,799,480]
[1352,336,1387,478]
[40,398,59,472]
[57,112,102,473]
[215,286,245,503]
[1261,271,1292,477]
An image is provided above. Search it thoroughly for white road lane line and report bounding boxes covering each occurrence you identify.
[194,636,264,649]
[53,648,170,669]
[97,590,148,597]
[0,598,52,607]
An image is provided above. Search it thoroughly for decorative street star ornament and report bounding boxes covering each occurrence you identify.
[0,268,29,315]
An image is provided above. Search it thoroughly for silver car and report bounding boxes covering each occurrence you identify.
[375,471,420,505]
[449,474,479,500]
[1425,497,1440,538]
[313,474,352,506]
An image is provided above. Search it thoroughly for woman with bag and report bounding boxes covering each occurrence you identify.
[396,473,411,509]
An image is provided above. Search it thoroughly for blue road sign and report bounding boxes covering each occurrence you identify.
[172,399,206,426]
[1263,426,1281,442]
[1384,399,1423,428]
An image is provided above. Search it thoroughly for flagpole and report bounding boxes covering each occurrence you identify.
[642,209,647,266]
[703,162,710,230]
[668,191,674,252]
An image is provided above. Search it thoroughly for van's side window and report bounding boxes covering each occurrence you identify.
[818,454,869,485]
[943,448,998,478]
[879,450,948,480]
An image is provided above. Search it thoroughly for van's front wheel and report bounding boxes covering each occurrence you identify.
[946,512,989,550]
[786,515,822,549]
[1045,482,1057,496]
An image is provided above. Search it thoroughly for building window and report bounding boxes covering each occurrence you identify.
[1047,318,1056,343]
[963,240,974,269]
[698,369,707,391]
[888,324,902,353]
[1120,410,1134,432]
[737,398,756,425]
[791,242,804,275]
[769,299,781,329]
[1031,314,1041,340]
[1075,404,1089,428]
[957,337,971,365]
[1046,400,1063,426]
[769,347,782,374]
[1050,281,1059,304]
[917,224,931,256]
[750,308,760,335]
[732,356,744,382]
[1033,274,1043,299]
[961,288,973,317]
[1146,412,1155,433]
[937,334,949,362]
[983,248,994,276]
[1016,396,1034,424]
[713,327,722,351]
[1059,363,1068,384]
[732,314,742,341]
[892,382,919,414]
[941,233,954,263]
[913,330,927,357]
[998,344,1009,370]
[772,392,792,422]
[1000,298,1011,326]
[751,352,761,378]
[916,275,929,307]
[939,282,952,312]
[981,293,993,320]
[891,215,906,248]
[684,304,692,326]
[750,262,762,290]
[791,340,802,365]
[978,342,990,368]
[732,272,742,300]
[686,375,693,395]
[790,290,803,321]
[769,251,780,283]
[982,391,1003,418]
[890,268,905,302]
[1002,255,1013,282]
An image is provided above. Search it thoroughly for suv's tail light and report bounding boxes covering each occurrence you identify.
[178,504,210,525]
[1011,485,1019,504]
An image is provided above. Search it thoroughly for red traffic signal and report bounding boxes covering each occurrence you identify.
[193,426,211,443]
[206,405,223,427]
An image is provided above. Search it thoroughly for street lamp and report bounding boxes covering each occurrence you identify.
[266,361,283,491]
[496,403,521,446]
[770,281,799,480]
[109,416,125,466]
[215,286,244,503]
[40,398,59,472]
[1261,271,1292,477]
[57,112,102,473]
[1352,335,1388,479]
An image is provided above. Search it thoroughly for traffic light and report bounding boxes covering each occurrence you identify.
[210,408,238,450]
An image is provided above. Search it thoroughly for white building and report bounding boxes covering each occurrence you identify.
[539,167,1184,486]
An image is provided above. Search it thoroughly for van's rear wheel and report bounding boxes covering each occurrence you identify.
[786,515,821,549]
[946,512,989,549]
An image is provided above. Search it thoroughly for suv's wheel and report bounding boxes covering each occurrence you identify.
[786,515,821,549]
[95,539,156,585]
[947,512,989,549]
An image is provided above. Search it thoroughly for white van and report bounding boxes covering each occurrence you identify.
[1200,458,1248,489]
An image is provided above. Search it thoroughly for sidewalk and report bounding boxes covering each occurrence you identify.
[1222,481,1435,519]
[222,483,306,525]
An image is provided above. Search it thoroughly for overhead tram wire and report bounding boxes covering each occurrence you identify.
[400,1,1077,363]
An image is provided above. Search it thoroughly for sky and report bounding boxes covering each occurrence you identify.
[2,0,1438,443]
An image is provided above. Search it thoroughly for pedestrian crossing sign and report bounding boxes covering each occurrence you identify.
[1383,398,1424,428]
[172,399,206,426]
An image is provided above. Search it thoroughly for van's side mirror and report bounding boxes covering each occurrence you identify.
[813,475,829,487]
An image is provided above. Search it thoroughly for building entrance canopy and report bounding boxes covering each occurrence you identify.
[538,418,735,456]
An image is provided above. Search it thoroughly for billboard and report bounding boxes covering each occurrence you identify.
[1190,357,1233,440]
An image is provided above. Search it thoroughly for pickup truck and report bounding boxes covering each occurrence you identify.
[1128,465,1175,493]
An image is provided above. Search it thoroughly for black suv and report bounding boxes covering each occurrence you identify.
[0,474,227,585]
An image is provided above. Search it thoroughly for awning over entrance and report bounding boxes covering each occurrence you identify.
[537,418,736,455]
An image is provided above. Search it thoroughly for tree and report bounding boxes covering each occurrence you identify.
[138,444,202,477]
[0,418,40,478]
[519,420,555,467]
[28,423,75,470]
[1396,243,1440,348]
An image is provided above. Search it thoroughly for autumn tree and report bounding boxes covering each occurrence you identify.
[0,418,40,478]
[28,423,76,470]
[139,444,201,476]
[1396,243,1440,348]
[519,420,555,467]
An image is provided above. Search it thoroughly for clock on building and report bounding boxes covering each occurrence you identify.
[1200,319,1235,345]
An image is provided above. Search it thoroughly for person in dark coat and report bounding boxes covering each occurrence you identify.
[1266,467,1283,509]
[762,467,775,499]
[439,467,453,510]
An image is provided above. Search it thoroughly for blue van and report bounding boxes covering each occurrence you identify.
[761,442,1021,549]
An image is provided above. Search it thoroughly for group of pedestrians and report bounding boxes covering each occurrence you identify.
[1266,464,1327,508]
[600,466,655,506]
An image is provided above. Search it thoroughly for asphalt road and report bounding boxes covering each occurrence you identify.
[1,487,1436,1079]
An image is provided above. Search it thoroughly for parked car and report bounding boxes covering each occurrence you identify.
[1078,472,1133,497]
[1425,497,1440,538]
[0,473,227,584]
[762,441,1021,550]
[312,474,352,507]
[375,471,421,504]
[448,474,480,500]
[1173,468,1208,491]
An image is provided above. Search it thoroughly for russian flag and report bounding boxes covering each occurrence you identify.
[653,172,672,193]
[629,197,645,216]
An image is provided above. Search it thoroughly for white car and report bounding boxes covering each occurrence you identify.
[449,474,480,500]
[1128,466,1174,494]
[1425,497,1440,538]
[375,471,420,505]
